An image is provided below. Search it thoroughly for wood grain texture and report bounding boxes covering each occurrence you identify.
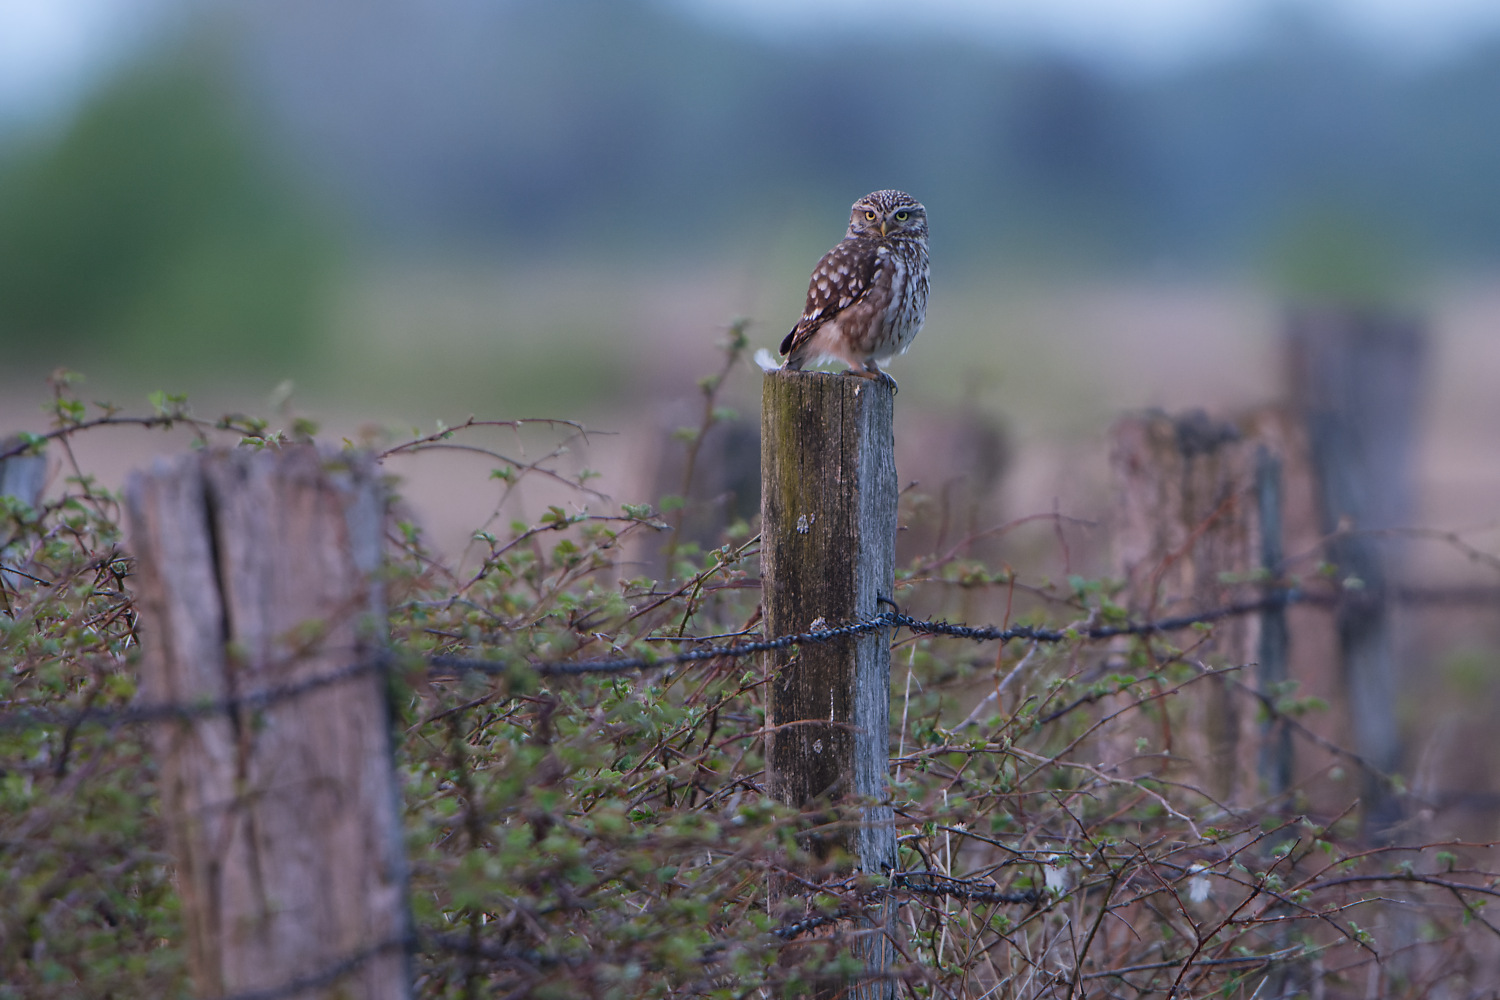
[761,370,897,999]
[126,445,410,1000]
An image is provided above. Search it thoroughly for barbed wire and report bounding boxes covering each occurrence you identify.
[0,594,1320,735]
[0,659,379,734]
[885,591,1304,643]
[210,935,412,1000]
[892,871,1041,906]
[429,612,893,678]
[9,579,1494,737]
[431,590,1311,678]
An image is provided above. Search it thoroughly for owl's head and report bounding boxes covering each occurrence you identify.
[847,190,927,242]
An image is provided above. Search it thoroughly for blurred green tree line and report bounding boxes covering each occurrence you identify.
[0,47,336,372]
[5,0,1500,366]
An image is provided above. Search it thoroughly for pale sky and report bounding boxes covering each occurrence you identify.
[680,0,1500,65]
[4,0,1500,123]
[0,0,178,123]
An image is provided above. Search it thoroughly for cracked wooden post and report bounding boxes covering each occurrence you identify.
[761,370,898,1000]
[126,445,412,1000]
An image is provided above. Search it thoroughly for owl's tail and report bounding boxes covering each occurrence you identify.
[779,327,808,370]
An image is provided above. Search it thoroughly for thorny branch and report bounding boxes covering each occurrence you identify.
[8,380,1500,999]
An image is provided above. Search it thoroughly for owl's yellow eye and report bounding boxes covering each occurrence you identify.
[864,210,877,221]
[894,211,910,221]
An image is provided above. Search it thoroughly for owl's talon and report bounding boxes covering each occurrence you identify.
[858,366,900,393]
[840,367,900,393]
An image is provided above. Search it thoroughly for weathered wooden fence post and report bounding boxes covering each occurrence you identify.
[126,445,412,1000]
[1287,306,1425,836]
[1111,410,1264,802]
[1111,408,1332,810]
[762,370,898,1000]
[1254,445,1294,798]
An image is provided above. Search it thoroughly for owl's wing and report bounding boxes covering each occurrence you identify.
[780,239,880,356]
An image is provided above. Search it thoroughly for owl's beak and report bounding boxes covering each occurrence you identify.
[880,220,888,237]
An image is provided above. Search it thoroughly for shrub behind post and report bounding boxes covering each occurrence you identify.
[126,445,411,1000]
[761,370,898,1000]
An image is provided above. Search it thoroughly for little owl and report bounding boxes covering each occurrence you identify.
[780,189,929,390]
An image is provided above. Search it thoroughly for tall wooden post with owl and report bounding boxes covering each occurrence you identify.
[760,190,928,999]
[762,370,899,999]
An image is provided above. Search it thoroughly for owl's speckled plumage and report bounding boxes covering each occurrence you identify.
[780,190,930,389]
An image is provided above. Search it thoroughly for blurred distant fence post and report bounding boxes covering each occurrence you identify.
[0,437,46,593]
[1111,408,1325,808]
[1254,445,1293,798]
[1287,305,1426,836]
[126,446,412,1000]
[1112,304,1427,837]
[761,370,898,1000]
[0,437,45,505]
[1112,410,1272,802]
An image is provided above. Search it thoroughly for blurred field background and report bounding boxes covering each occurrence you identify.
[5,0,1500,530]
[4,0,1500,810]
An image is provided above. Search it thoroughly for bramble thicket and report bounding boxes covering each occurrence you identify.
[3,356,1500,999]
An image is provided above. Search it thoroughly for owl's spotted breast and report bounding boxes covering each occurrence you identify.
[780,190,929,390]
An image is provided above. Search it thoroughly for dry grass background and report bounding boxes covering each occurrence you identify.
[4,270,1496,563]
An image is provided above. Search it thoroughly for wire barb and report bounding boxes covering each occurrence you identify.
[0,594,1313,733]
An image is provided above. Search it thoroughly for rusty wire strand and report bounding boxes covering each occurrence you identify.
[0,595,1309,733]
